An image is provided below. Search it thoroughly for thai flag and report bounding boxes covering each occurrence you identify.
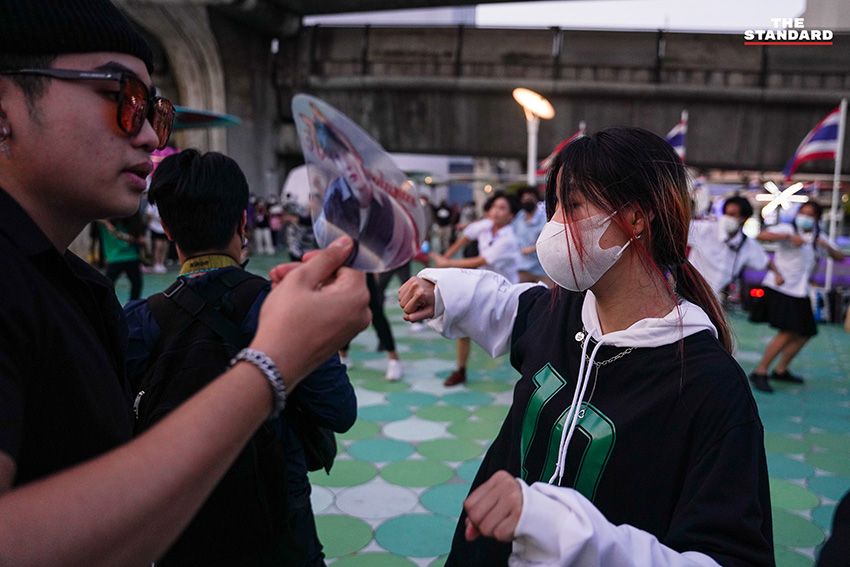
[536,122,586,177]
[782,105,841,180]
[665,111,688,161]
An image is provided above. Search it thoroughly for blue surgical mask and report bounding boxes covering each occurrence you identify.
[795,214,815,232]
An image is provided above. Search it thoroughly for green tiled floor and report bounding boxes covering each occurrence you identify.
[114,253,850,567]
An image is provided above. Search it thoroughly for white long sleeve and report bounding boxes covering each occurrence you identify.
[510,480,721,567]
[418,268,540,357]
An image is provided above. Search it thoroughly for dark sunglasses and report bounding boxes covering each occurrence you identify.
[0,68,175,150]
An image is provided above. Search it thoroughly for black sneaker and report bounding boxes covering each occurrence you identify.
[749,372,773,393]
[772,370,805,384]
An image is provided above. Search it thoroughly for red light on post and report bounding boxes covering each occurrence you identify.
[750,288,765,298]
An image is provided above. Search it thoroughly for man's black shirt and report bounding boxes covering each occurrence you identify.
[0,187,133,485]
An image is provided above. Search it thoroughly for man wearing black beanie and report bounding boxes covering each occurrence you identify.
[0,1,369,565]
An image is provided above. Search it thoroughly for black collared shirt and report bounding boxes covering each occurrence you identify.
[0,187,133,486]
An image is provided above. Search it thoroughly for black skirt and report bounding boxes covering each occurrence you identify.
[749,287,818,337]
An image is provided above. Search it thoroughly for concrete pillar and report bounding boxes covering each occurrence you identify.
[118,1,228,153]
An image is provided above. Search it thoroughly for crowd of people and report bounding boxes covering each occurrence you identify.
[1,1,849,566]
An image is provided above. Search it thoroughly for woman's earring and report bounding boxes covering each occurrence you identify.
[0,125,10,159]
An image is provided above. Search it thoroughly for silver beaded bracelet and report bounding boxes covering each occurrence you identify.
[229,347,287,416]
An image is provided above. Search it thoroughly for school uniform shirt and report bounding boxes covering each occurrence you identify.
[419,268,774,567]
[761,223,831,298]
[462,218,522,283]
[688,220,769,296]
[0,187,133,486]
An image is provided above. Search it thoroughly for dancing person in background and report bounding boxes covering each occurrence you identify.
[429,192,521,386]
[688,195,783,302]
[748,201,845,393]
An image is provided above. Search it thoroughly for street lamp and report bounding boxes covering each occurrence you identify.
[512,88,555,187]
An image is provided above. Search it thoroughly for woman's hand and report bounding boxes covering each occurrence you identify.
[398,277,436,322]
[463,470,523,543]
[429,252,449,268]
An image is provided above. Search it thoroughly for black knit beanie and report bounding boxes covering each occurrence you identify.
[0,0,154,73]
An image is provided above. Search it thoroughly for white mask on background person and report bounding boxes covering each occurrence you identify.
[718,215,740,238]
[795,214,816,232]
[536,212,631,291]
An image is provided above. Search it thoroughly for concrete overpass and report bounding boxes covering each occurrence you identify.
[116,1,850,195]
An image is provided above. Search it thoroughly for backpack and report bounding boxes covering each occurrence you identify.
[133,269,306,566]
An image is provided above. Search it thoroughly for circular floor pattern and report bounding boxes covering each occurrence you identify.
[336,483,420,518]
[339,419,382,441]
[387,391,440,407]
[347,438,416,463]
[376,514,457,557]
[764,433,811,455]
[441,391,495,407]
[456,460,483,483]
[359,378,412,394]
[383,418,448,442]
[418,438,485,462]
[807,451,850,476]
[310,484,334,514]
[766,419,809,436]
[769,478,821,510]
[416,405,472,422]
[811,504,837,531]
[771,509,825,548]
[474,405,511,422]
[767,454,816,479]
[773,547,817,567]
[421,484,471,518]
[331,552,417,567]
[805,415,850,433]
[315,515,374,558]
[310,460,379,487]
[448,419,503,440]
[381,460,455,487]
[358,404,413,423]
[466,381,514,393]
[806,433,850,453]
[807,475,850,501]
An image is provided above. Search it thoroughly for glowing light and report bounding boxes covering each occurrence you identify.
[484,184,493,193]
[750,288,765,298]
[424,176,433,185]
[757,181,807,218]
[512,88,555,120]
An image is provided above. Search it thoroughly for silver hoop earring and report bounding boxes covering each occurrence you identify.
[0,126,10,158]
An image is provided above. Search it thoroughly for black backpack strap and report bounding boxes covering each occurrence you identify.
[138,271,267,398]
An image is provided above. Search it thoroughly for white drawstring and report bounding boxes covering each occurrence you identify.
[548,334,608,486]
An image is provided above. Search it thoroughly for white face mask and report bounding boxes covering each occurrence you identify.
[795,214,815,232]
[536,212,631,291]
[718,215,740,238]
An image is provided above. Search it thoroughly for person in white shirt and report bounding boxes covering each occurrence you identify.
[688,195,783,300]
[429,192,521,385]
[748,201,845,392]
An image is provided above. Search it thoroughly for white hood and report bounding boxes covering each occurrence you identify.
[548,290,717,487]
[581,290,717,348]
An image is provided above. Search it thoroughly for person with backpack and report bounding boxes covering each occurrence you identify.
[124,149,355,566]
